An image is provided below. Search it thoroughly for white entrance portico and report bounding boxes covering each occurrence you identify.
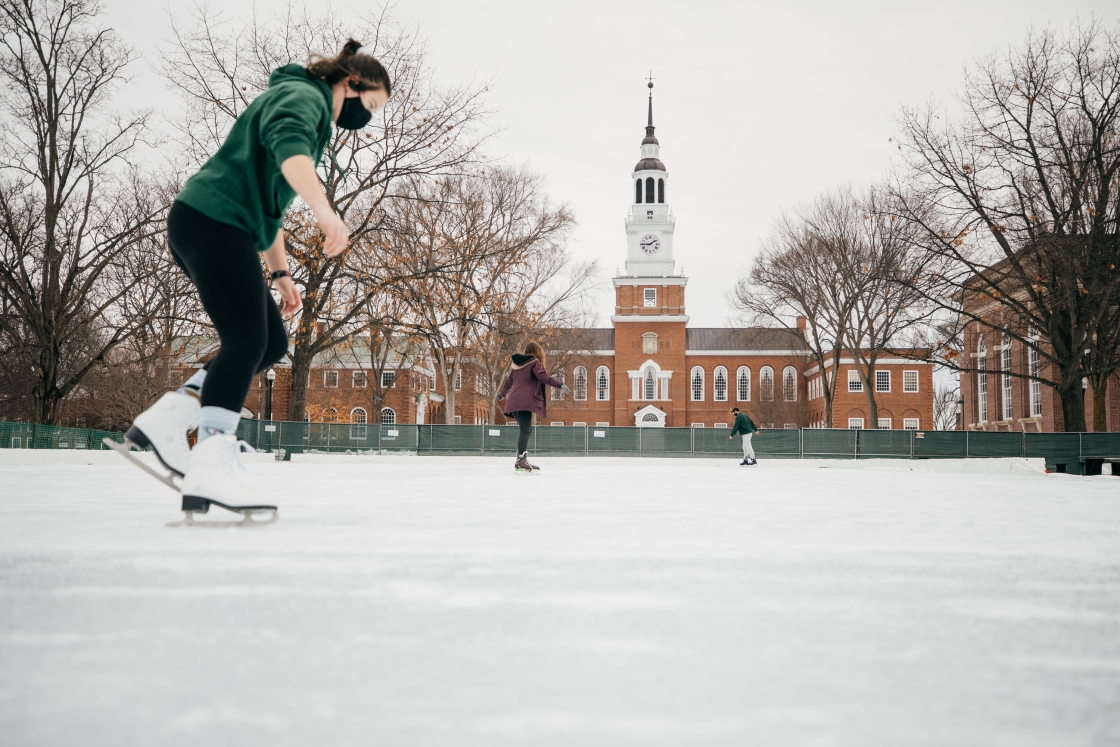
[634,404,667,427]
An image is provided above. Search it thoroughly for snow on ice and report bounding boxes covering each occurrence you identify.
[1,452,1118,746]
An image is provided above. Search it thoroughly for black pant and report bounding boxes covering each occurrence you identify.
[512,411,534,454]
[167,201,288,413]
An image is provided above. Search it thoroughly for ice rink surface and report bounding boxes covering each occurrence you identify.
[1,453,1119,747]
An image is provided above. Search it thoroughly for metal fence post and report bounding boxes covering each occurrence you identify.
[910,429,914,460]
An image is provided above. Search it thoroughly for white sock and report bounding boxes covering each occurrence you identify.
[197,406,240,443]
[179,369,207,394]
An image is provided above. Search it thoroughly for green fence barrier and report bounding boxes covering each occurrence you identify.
[5,420,1120,475]
[0,422,125,450]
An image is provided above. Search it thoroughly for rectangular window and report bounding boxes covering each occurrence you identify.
[454,370,462,391]
[784,423,798,429]
[691,423,705,428]
[714,422,728,429]
[572,421,587,427]
[848,370,863,392]
[353,371,367,389]
[381,371,395,389]
[550,421,564,426]
[848,418,864,429]
[1029,347,1042,416]
[429,374,436,391]
[596,421,610,427]
[903,418,920,430]
[875,370,891,392]
[644,288,657,308]
[324,371,338,388]
[877,418,892,429]
[903,370,918,393]
[454,415,462,424]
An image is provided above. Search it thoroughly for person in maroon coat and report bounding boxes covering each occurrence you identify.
[497,341,566,471]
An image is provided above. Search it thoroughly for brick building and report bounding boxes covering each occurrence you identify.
[454,87,934,431]
[167,335,442,426]
[958,300,1120,433]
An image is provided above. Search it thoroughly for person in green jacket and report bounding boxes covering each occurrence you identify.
[122,39,391,510]
[728,407,760,466]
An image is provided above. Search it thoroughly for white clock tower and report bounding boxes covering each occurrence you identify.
[624,80,676,276]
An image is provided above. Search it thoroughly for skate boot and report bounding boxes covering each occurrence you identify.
[176,434,277,526]
[117,390,200,480]
[515,452,535,473]
[740,458,750,466]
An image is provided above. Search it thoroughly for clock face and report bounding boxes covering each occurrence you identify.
[640,234,660,255]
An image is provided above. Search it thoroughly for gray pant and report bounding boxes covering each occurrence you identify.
[742,433,755,460]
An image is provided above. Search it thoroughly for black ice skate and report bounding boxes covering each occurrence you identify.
[515,452,539,473]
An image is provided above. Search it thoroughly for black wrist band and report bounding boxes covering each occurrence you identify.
[270,269,290,281]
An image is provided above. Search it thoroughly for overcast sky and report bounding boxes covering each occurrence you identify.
[105,0,1115,328]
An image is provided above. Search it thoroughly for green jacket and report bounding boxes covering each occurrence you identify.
[176,64,334,251]
[730,412,759,436]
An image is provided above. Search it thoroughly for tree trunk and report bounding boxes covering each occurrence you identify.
[287,328,316,422]
[1056,376,1087,432]
[1091,377,1108,432]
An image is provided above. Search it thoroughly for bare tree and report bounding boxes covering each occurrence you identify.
[159,2,491,421]
[732,190,859,428]
[0,0,172,423]
[734,185,934,428]
[893,20,1120,431]
[387,167,576,423]
[933,379,961,431]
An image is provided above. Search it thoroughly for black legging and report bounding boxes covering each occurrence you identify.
[513,411,534,454]
[167,201,288,413]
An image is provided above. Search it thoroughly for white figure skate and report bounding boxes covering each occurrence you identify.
[105,390,200,489]
[174,433,277,527]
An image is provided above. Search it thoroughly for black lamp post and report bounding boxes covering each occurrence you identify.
[266,368,276,421]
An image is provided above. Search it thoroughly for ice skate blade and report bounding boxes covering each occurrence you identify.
[102,437,181,491]
[167,500,278,528]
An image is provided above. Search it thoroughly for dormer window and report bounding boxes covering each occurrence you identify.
[644,288,657,308]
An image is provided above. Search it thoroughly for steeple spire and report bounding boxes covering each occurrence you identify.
[643,76,658,146]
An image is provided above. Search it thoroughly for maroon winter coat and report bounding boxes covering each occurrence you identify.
[498,353,564,418]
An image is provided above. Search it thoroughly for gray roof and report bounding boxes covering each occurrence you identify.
[555,328,615,351]
[685,327,808,351]
[634,157,666,172]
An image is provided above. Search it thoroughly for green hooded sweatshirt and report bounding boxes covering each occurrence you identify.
[730,412,759,436]
[176,64,334,252]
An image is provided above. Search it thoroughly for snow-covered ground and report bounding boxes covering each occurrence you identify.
[1,454,1118,746]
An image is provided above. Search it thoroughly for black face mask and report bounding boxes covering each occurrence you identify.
[337,95,372,131]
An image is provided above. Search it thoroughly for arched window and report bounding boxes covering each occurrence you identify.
[380,407,396,425]
[645,176,655,204]
[657,178,664,203]
[691,366,705,401]
[713,366,728,401]
[977,335,988,422]
[573,366,587,401]
[642,413,659,422]
[635,178,642,203]
[552,370,566,400]
[1001,333,1013,421]
[644,366,657,400]
[596,366,610,401]
[736,366,751,401]
[760,367,774,401]
[350,407,367,440]
[783,366,797,402]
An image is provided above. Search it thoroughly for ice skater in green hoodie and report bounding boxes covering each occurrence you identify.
[728,407,760,466]
[121,40,391,513]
